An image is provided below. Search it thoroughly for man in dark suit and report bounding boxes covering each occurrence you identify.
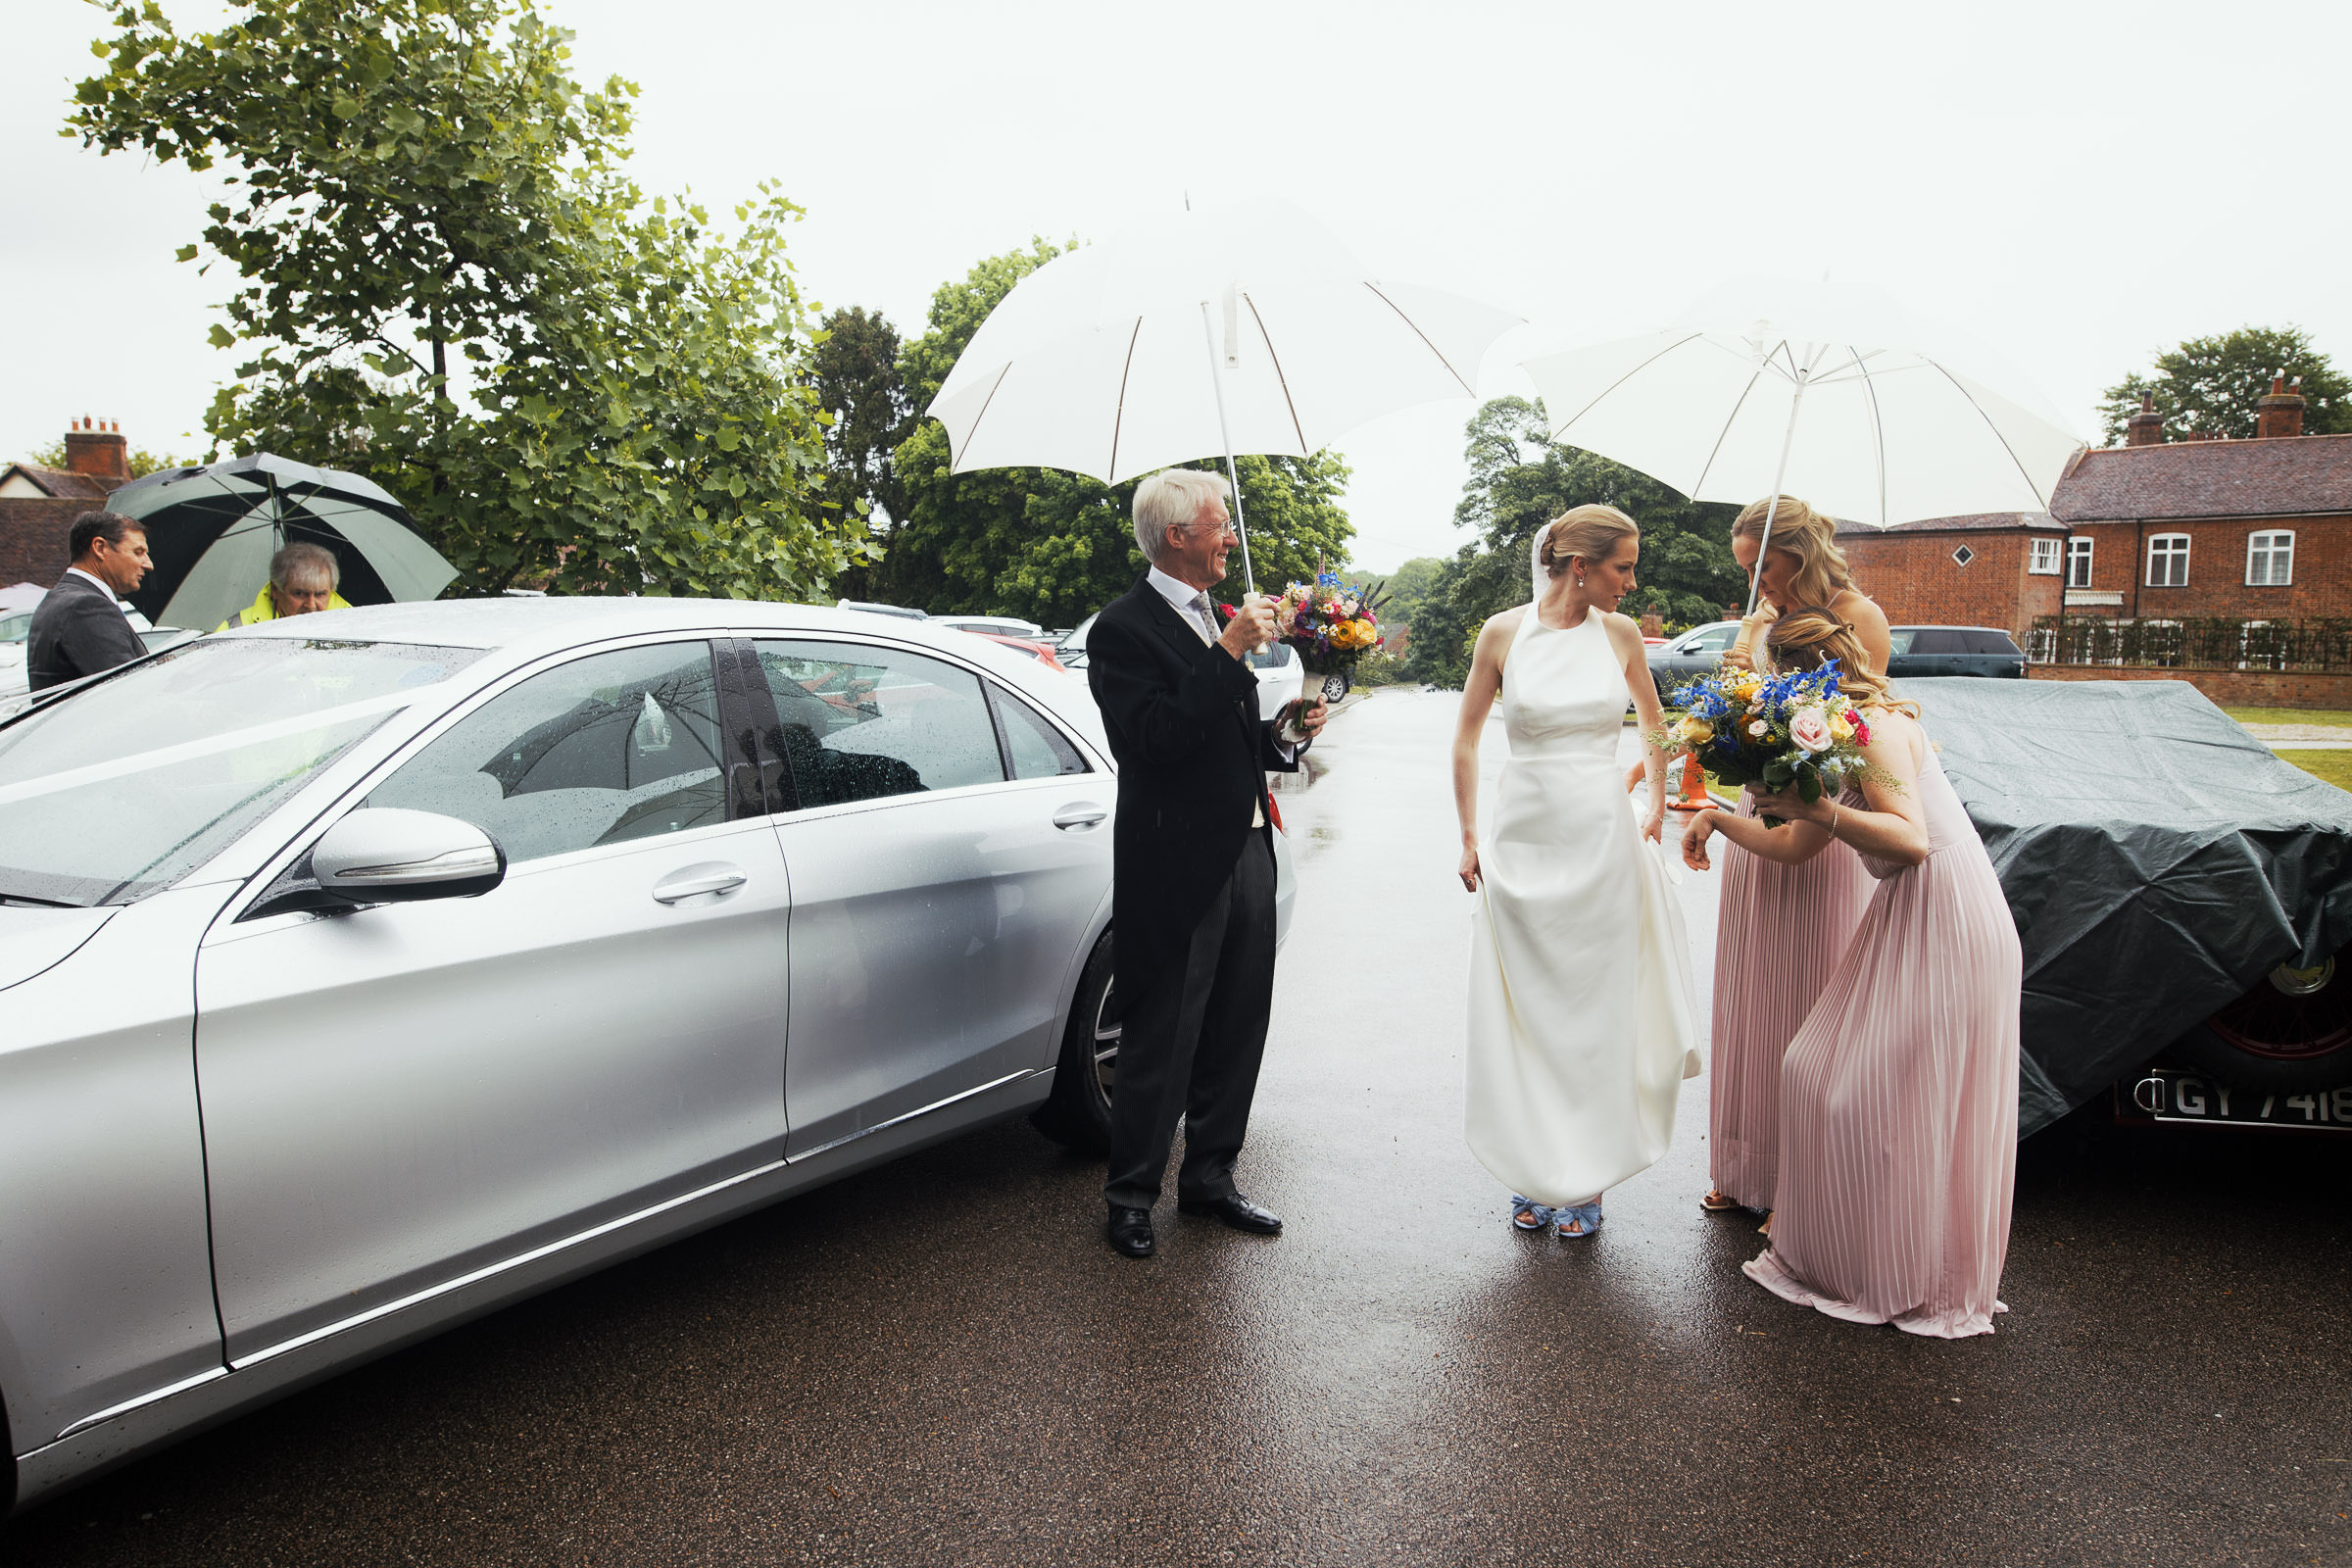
[28,512,152,692]
[1087,468,1327,1259]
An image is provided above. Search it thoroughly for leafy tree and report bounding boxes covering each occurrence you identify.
[2098,326,2349,444]
[25,439,194,478]
[1407,397,1742,685]
[808,305,914,600]
[72,0,858,601]
[885,241,1354,625]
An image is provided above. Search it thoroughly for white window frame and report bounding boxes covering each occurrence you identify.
[2246,530,2294,587]
[2146,533,2191,588]
[2065,537,2094,588]
[2028,538,2062,575]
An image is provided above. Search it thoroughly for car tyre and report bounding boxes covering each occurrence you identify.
[2167,939,2352,1094]
[1031,932,1116,1156]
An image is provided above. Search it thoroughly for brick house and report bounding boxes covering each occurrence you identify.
[1838,378,2351,645]
[0,419,133,588]
[1834,512,2068,647]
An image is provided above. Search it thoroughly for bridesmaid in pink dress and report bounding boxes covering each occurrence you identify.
[1686,609,2021,1338]
[1684,498,1887,1216]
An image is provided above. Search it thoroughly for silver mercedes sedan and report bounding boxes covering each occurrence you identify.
[0,598,1294,1511]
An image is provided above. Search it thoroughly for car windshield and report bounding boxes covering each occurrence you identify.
[0,637,482,906]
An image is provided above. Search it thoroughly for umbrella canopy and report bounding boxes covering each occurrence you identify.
[928,199,1521,589]
[103,452,458,630]
[1520,275,2085,530]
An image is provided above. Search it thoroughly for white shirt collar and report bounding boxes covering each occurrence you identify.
[66,566,116,599]
[1146,565,1210,615]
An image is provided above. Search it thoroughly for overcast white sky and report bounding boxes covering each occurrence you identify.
[10,0,2348,573]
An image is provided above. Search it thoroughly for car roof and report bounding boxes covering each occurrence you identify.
[216,597,1106,743]
[1889,624,2014,635]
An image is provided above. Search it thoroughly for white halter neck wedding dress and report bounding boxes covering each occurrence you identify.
[1465,603,1700,1206]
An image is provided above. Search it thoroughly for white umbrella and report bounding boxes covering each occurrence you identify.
[928,198,1522,591]
[1520,275,2085,612]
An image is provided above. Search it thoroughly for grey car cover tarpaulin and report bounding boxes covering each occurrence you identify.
[1908,678,2352,1136]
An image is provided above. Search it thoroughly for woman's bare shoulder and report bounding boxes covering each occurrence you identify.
[1482,604,1531,640]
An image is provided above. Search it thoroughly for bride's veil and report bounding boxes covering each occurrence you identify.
[1529,518,1556,603]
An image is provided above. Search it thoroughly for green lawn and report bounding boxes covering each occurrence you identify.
[2283,751,2352,792]
[2224,706,2352,729]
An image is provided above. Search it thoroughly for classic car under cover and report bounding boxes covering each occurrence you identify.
[1912,677,2352,1136]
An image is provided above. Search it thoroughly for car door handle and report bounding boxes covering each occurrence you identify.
[652,864,749,904]
[1052,802,1108,831]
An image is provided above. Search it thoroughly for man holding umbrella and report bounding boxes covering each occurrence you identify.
[214,542,352,630]
[26,511,151,692]
[1089,468,1327,1259]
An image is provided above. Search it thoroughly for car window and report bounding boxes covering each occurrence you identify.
[1685,627,1735,653]
[0,637,478,906]
[989,684,1089,779]
[0,611,31,643]
[1964,631,2021,656]
[755,640,1004,808]
[1909,629,1966,655]
[368,641,725,863]
[1885,629,1919,656]
[1244,644,1295,670]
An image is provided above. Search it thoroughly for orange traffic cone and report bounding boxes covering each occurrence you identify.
[1667,748,1713,812]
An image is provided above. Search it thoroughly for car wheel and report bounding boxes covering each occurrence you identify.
[1031,931,1115,1155]
[2169,939,2352,1094]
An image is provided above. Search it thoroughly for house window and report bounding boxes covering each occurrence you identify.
[2146,533,2190,588]
[2065,537,2094,588]
[2247,530,2294,586]
[2028,539,2062,575]
[1951,545,1976,566]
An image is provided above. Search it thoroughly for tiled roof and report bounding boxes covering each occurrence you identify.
[0,464,119,500]
[2049,433,2352,522]
[1835,512,2063,536]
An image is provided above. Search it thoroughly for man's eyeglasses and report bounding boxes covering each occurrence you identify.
[1174,519,1240,539]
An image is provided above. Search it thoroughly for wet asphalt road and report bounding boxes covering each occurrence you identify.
[7,689,2350,1567]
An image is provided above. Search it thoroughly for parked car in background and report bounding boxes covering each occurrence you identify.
[931,614,1047,641]
[1885,626,2025,680]
[833,600,926,621]
[965,631,1075,675]
[1245,639,1304,714]
[0,598,1294,1512]
[1646,619,1740,697]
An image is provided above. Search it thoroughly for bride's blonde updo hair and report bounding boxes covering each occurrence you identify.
[1539,503,1640,578]
[1734,495,1858,612]
[1767,607,1919,718]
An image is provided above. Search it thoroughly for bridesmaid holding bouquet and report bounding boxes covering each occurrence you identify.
[1686,497,1889,1217]
[1685,609,2022,1338]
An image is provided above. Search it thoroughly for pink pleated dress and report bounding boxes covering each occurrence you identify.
[1742,723,2023,1339]
[1708,799,1875,1212]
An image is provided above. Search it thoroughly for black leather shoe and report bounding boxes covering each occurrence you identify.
[1105,1205,1155,1257]
[1178,1192,1283,1235]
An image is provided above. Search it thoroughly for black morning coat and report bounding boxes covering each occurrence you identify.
[1086,573,1300,1019]
[26,570,145,692]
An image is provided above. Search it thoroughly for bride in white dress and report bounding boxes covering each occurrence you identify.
[1451,505,1700,1238]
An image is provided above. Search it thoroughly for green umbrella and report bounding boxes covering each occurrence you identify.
[104,452,457,630]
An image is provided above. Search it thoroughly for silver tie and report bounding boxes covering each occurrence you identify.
[1187,592,1217,645]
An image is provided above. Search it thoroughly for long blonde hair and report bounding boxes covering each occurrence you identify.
[1767,607,1919,717]
[1735,495,1856,612]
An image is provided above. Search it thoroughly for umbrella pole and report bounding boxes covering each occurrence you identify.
[1200,301,1258,598]
[1741,366,1811,618]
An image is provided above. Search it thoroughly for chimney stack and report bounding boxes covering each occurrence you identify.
[63,416,130,483]
[2126,391,2165,447]
[2256,373,2307,439]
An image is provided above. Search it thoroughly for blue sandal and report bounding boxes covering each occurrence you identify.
[1556,1200,1604,1239]
[1509,1195,1556,1232]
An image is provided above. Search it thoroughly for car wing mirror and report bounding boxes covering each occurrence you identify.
[314,808,507,903]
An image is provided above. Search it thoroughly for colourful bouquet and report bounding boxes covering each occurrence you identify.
[1657,658,1885,826]
[1272,572,1388,703]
